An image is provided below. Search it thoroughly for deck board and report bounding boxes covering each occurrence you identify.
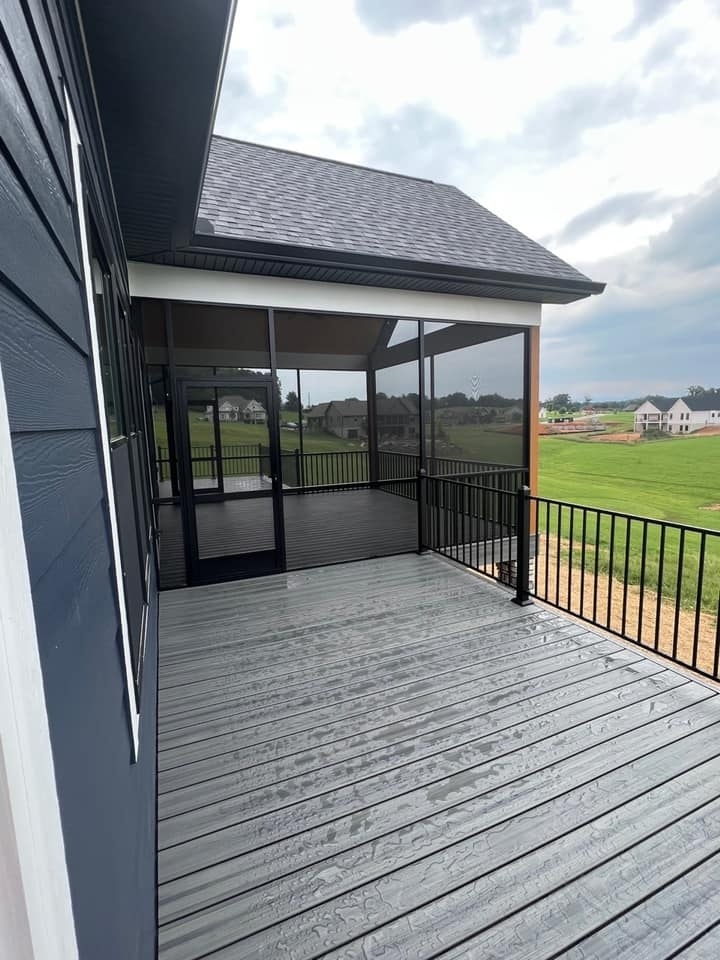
[157,488,418,588]
[157,553,720,960]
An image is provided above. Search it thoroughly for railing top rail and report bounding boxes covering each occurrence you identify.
[427,454,519,467]
[434,467,527,480]
[299,450,366,457]
[424,474,519,494]
[530,491,720,539]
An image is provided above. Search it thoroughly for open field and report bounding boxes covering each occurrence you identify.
[535,537,719,675]
[539,434,720,526]
[537,434,720,621]
[442,424,524,464]
[153,413,526,462]
[152,412,362,454]
[591,411,636,433]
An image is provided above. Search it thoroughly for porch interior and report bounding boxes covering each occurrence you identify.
[143,300,529,587]
[157,552,720,960]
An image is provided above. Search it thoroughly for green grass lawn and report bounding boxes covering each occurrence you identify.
[442,425,524,464]
[593,411,636,433]
[538,434,720,613]
[539,435,720,526]
[153,412,363,454]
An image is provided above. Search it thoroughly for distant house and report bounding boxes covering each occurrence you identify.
[633,396,720,434]
[217,395,267,424]
[304,397,418,441]
[667,396,720,433]
[376,396,419,440]
[325,400,367,440]
[305,402,331,431]
[632,397,677,432]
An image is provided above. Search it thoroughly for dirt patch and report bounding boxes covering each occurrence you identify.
[534,538,718,677]
[588,432,641,443]
[700,504,720,511]
[693,427,720,437]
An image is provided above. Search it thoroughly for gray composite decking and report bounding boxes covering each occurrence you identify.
[157,488,418,588]
[157,553,720,959]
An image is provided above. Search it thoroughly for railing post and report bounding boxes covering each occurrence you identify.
[295,448,301,489]
[157,445,164,481]
[512,484,533,606]
[416,468,427,553]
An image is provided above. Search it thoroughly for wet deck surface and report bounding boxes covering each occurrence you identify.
[157,553,720,959]
[157,489,418,589]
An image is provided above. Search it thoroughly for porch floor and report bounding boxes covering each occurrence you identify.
[157,488,418,588]
[157,553,720,960]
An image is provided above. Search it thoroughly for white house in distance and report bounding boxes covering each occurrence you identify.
[634,396,720,433]
[216,396,267,423]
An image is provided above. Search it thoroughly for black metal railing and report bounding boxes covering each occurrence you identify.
[420,475,523,582]
[419,473,720,682]
[379,452,525,502]
[157,444,519,492]
[156,443,261,482]
[377,450,520,482]
[292,450,369,487]
[529,495,720,680]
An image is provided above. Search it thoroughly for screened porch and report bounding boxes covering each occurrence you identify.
[140,300,530,588]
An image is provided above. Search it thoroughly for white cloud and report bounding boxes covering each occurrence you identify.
[216,0,720,399]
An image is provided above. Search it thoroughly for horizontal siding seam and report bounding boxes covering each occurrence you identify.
[0,11,71,197]
[0,137,81,281]
[0,265,89,358]
[28,488,109,591]
[14,0,66,120]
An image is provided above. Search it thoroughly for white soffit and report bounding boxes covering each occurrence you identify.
[128,263,541,327]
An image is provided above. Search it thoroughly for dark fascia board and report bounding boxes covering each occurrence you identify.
[188,233,606,302]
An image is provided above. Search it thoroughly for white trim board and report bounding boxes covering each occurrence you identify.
[128,262,541,326]
[0,361,79,959]
[65,92,140,758]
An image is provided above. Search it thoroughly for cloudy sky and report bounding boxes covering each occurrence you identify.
[215,0,720,401]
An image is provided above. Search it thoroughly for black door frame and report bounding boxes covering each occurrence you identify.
[176,376,286,585]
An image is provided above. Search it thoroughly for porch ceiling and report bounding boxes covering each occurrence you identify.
[156,553,720,959]
[140,297,524,371]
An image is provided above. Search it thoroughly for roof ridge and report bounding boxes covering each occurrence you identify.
[210,133,438,185]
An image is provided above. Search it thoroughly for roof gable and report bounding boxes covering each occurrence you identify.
[193,137,604,303]
[638,396,678,413]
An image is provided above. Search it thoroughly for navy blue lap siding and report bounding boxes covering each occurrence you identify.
[0,1,157,958]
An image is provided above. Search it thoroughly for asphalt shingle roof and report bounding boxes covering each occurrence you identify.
[197,136,593,286]
[643,396,679,412]
[305,402,330,418]
[682,395,720,411]
[328,400,367,417]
